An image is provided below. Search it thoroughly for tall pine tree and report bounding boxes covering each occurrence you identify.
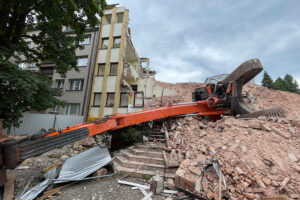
[283,74,299,93]
[273,77,287,91]
[261,71,273,89]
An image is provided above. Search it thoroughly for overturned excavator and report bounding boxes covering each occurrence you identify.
[192,58,285,118]
[0,58,285,185]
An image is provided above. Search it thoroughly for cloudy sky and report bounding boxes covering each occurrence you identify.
[108,0,300,84]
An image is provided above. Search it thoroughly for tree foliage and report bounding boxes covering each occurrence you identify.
[261,71,273,89]
[0,0,106,128]
[0,60,64,128]
[273,77,287,91]
[283,74,299,94]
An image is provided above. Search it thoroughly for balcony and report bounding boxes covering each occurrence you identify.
[123,63,138,81]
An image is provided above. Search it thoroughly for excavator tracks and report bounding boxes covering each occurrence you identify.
[223,58,263,85]
[239,107,286,118]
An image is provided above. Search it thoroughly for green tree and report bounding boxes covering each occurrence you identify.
[273,77,287,91]
[0,0,106,128]
[261,71,273,89]
[283,74,299,94]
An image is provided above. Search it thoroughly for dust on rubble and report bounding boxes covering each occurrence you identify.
[165,115,300,199]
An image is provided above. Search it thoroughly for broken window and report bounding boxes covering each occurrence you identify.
[131,85,138,92]
[79,35,91,45]
[113,37,121,48]
[110,63,118,75]
[98,64,105,76]
[56,79,64,89]
[77,56,88,67]
[120,93,129,107]
[65,103,80,115]
[134,91,144,107]
[116,13,124,23]
[106,93,115,107]
[69,79,83,91]
[104,14,112,25]
[93,93,102,107]
[101,38,109,49]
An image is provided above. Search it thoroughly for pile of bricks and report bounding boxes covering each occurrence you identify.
[162,115,300,199]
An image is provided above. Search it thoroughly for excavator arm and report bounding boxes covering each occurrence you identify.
[1,100,229,170]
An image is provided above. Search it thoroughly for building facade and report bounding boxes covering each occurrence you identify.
[17,4,177,121]
[88,5,158,120]
[48,28,99,117]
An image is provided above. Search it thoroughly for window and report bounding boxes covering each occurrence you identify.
[93,93,102,107]
[52,105,60,113]
[65,103,80,115]
[116,13,124,23]
[18,62,26,69]
[110,63,118,75]
[79,35,91,45]
[29,62,36,68]
[120,93,129,107]
[113,37,121,48]
[40,67,54,75]
[56,80,64,89]
[101,38,109,49]
[77,57,88,67]
[134,91,144,107]
[104,14,112,25]
[131,85,138,92]
[98,64,105,76]
[106,93,115,107]
[69,79,83,91]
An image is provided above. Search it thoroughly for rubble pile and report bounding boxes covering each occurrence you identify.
[164,116,300,199]
[244,83,300,118]
[145,81,204,109]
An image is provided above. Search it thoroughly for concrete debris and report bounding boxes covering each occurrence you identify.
[150,174,164,194]
[162,114,299,199]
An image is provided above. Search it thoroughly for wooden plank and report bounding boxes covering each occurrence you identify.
[164,130,170,148]
[3,174,15,200]
[117,180,150,190]
[271,127,290,139]
[162,151,169,168]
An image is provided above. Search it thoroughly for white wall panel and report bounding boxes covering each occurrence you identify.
[98,49,107,63]
[102,25,110,38]
[89,107,100,118]
[94,77,104,92]
[113,24,122,36]
[110,48,120,62]
[107,76,117,92]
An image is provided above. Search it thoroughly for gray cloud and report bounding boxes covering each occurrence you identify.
[109,0,300,83]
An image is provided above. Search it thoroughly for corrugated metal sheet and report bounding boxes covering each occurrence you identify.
[20,168,57,200]
[54,146,112,183]
[4,113,84,136]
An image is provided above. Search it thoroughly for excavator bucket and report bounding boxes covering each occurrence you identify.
[222,58,285,118]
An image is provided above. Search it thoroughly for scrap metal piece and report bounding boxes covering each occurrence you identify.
[212,161,227,189]
[20,168,56,200]
[239,107,286,118]
[54,146,112,183]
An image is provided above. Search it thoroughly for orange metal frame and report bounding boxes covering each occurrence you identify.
[45,99,230,138]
